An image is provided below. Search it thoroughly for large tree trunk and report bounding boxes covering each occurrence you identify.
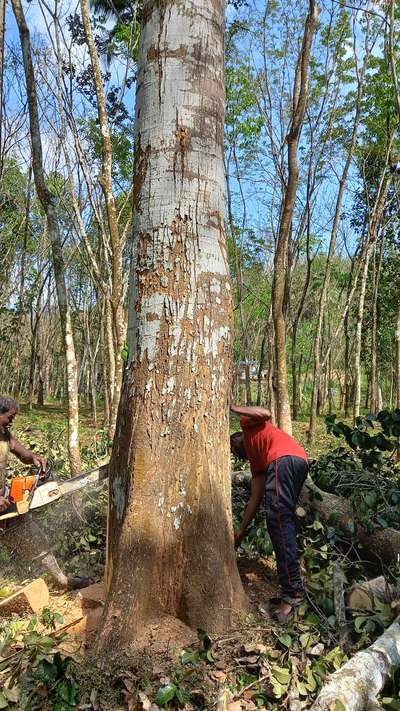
[99,0,246,651]
[11,0,82,472]
[272,0,319,435]
[311,614,400,710]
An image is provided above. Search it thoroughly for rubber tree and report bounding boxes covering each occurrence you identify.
[11,0,82,472]
[80,0,126,441]
[272,0,319,435]
[98,0,246,650]
[308,23,370,442]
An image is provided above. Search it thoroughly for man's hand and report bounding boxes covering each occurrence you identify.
[230,403,271,421]
[32,455,47,472]
[0,496,9,513]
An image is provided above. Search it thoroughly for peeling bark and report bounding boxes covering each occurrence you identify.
[99,0,246,651]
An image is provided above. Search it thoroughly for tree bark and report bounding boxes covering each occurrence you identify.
[370,235,385,413]
[353,240,373,422]
[311,614,400,710]
[11,0,82,472]
[272,0,319,435]
[99,0,246,651]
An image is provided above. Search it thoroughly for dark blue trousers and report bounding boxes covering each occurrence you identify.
[264,455,308,602]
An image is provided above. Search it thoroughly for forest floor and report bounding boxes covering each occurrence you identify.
[0,403,397,710]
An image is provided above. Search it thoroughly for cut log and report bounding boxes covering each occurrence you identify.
[347,576,400,611]
[0,578,49,616]
[311,614,400,710]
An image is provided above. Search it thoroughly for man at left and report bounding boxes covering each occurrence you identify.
[0,395,92,590]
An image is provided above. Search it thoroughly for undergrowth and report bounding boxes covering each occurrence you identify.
[1,408,400,708]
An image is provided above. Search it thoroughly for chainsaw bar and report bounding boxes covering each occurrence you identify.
[0,464,109,521]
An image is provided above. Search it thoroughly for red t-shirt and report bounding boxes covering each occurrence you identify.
[240,417,308,475]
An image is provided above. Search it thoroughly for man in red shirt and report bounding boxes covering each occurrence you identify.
[230,403,308,623]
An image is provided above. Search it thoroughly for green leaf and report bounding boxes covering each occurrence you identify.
[277,633,292,648]
[35,658,58,684]
[271,665,291,685]
[0,693,8,709]
[0,587,12,599]
[304,666,317,692]
[181,649,198,665]
[57,679,78,705]
[354,616,367,633]
[155,683,178,707]
[377,516,389,528]
[299,632,311,649]
[334,702,346,711]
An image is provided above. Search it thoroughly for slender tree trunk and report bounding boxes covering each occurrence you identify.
[225,156,251,405]
[11,0,82,472]
[308,37,369,441]
[257,333,266,406]
[353,241,373,422]
[272,0,319,434]
[0,0,6,180]
[396,305,400,409]
[99,0,246,651]
[80,0,126,441]
[370,234,384,413]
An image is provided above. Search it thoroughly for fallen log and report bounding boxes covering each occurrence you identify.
[311,614,400,710]
[232,471,400,563]
[301,478,400,564]
[347,576,400,611]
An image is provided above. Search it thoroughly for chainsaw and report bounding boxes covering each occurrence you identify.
[0,460,109,522]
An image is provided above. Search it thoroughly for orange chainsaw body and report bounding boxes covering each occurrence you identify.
[8,474,38,514]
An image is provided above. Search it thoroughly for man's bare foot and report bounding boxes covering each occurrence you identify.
[271,598,305,624]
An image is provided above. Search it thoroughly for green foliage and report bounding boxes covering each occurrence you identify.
[0,609,79,710]
[326,411,400,469]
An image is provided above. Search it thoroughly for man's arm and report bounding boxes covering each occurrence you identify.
[10,436,46,471]
[234,472,266,548]
[230,403,271,422]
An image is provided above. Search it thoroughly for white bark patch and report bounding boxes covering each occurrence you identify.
[112,476,126,521]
